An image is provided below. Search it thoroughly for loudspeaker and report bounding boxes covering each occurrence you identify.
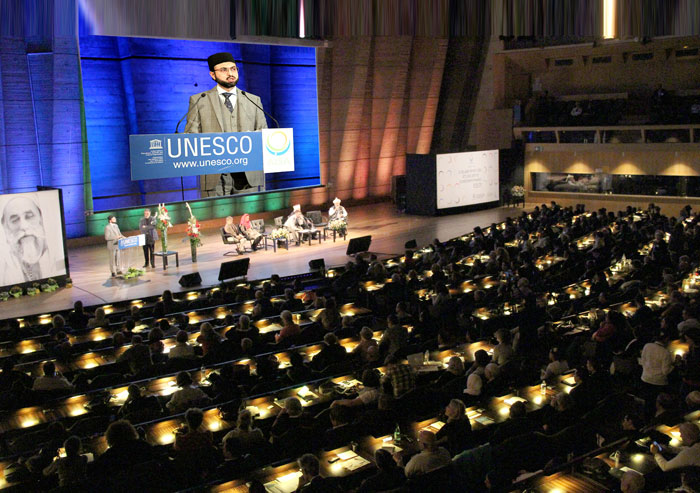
[218,258,250,281]
[309,258,325,274]
[391,175,406,203]
[179,272,202,288]
[346,235,372,256]
[404,239,417,249]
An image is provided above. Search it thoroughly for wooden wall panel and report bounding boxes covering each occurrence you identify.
[316,36,447,205]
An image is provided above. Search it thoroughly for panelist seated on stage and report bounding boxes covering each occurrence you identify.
[239,213,263,250]
[223,216,246,255]
[328,197,348,222]
[284,205,315,242]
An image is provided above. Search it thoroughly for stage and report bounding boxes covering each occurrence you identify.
[1,203,518,320]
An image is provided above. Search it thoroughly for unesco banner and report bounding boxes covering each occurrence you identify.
[130,129,294,181]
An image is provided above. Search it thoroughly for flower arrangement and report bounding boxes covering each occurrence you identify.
[123,267,145,280]
[328,219,348,233]
[185,203,202,262]
[41,278,59,293]
[511,185,525,198]
[185,203,202,247]
[9,286,22,298]
[0,292,9,301]
[27,283,40,296]
[64,277,72,288]
[156,203,173,252]
[270,227,291,240]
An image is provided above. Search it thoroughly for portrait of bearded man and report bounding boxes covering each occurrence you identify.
[0,194,64,285]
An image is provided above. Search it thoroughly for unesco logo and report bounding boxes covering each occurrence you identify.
[264,131,291,156]
[149,139,163,150]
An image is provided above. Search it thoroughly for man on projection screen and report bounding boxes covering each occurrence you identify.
[0,195,62,285]
[185,52,267,197]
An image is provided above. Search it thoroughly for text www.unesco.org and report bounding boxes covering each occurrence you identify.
[172,158,248,168]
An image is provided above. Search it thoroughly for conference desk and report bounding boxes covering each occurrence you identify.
[532,471,609,493]
[0,331,385,436]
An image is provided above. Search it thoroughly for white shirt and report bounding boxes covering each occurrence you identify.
[166,385,209,412]
[168,342,195,360]
[32,375,74,391]
[404,447,452,478]
[492,343,514,365]
[464,369,484,396]
[217,85,237,111]
[654,442,700,471]
[640,341,674,386]
[541,360,569,381]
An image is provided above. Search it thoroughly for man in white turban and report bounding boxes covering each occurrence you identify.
[0,195,61,285]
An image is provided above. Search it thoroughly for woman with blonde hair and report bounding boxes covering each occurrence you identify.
[434,356,465,387]
[222,408,265,452]
[436,398,473,455]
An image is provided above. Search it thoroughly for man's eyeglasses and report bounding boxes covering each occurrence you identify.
[214,67,238,74]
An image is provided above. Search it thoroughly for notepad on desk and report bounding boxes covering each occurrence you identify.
[343,455,371,471]
[265,471,302,493]
[474,415,495,426]
[503,396,527,406]
[337,450,358,461]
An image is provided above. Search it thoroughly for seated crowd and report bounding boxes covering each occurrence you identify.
[1,201,700,492]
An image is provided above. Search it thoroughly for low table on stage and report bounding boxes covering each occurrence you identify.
[117,234,146,275]
[323,227,347,242]
[264,234,289,252]
[296,229,322,246]
[153,250,179,270]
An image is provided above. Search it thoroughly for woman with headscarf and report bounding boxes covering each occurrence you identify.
[239,213,262,250]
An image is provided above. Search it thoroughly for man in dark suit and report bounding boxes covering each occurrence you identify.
[138,209,158,268]
[185,52,268,197]
[310,333,347,371]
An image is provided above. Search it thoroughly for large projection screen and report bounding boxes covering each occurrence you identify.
[0,189,69,289]
[436,150,499,209]
[79,36,321,210]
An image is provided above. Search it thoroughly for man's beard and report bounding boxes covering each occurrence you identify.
[8,227,47,265]
[214,74,237,89]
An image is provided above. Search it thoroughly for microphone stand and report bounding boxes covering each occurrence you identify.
[240,90,280,128]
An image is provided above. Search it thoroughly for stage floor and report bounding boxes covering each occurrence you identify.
[1,203,519,319]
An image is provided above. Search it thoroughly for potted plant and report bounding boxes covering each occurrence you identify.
[185,203,202,262]
[328,219,348,236]
[270,227,291,244]
[0,292,9,301]
[42,278,59,293]
[9,286,22,298]
[123,267,145,280]
[64,277,72,288]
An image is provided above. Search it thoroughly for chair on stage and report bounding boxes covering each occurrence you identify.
[251,218,266,233]
[306,210,327,229]
[220,227,248,256]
